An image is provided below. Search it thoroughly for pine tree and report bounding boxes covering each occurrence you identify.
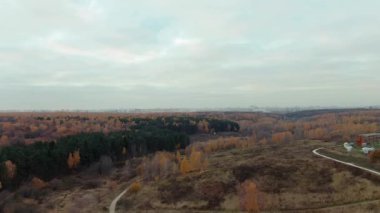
[122,147,127,156]
[73,150,80,167]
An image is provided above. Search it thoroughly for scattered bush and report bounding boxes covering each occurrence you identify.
[2,202,40,213]
[68,194,98,212]
[195,181,227,207]
[31,177,47,190]
[369,150,380,163]
[48,178,63,191]
[158,177,193,204]
[138,152,178,180]
[128,181,141,194]
[108,181,117,191]
[17,185,46,200]
[82,179,103,190]
[191,137,251,154]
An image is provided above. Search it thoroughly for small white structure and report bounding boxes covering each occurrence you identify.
[344,142,353,152]
[362,147,375,154]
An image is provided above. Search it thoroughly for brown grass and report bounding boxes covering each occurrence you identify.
[118,140,380,212]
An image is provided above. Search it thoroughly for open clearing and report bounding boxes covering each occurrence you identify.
[114,140,380,212]
[4,140,380,212]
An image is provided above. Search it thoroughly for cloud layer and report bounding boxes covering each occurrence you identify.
[1,0,379,110]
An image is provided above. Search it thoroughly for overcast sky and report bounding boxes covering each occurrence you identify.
[0,0,379,110]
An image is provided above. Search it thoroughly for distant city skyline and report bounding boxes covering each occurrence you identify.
[1,0,379,110]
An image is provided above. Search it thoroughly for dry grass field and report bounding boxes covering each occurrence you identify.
[2,139,380,212]
[115,140,380,212]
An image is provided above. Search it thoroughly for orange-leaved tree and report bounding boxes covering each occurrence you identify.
[239,180,260,213]
[180,157,191,175]
[67,150,81,169]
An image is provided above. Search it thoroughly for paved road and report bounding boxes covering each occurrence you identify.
[312,148,380,176]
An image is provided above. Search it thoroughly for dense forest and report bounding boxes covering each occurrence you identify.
[0,116,239,190]
[1,109,380,191]
[0,110,379,212]
[0,112,239,146]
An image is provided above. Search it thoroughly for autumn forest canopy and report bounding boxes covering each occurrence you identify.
[0,115,239,189]
[0,109,380,192]
[0,109,380,212]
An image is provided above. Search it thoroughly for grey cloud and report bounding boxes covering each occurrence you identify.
[0,0,379,109]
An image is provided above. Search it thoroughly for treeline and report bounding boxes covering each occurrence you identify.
[237,110,380,143]
[0,117,240,190]
[124,116,240,134]
[0,113,239,146]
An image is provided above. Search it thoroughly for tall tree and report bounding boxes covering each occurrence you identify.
[5,160,16,179]
[180,158,191,175]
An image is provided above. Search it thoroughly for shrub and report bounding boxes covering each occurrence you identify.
[68,194,98,212]
[82,179,103,190]
[128,181,141,194]
[3,202,39,213]
[31,177,47,190]
[108,181,117,191]
[49,178,63,191]
[195,181,227,207]
[369,150,380,163]
[158,177,193,204]
[17,185,45,200]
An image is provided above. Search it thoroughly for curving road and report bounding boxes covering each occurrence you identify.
[109,185,130,213]
[109,179,141,213]
[312,148,380,176]
[110,149,379,213]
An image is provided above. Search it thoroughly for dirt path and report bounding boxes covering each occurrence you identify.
[109,178,141,213]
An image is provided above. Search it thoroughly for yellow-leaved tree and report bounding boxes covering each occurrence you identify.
[189,150,202,171]
[180,158,191,175]
[239,180,260,213]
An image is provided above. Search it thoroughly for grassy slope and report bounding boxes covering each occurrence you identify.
[119,141,380,212]
[320,145,380,171]
[5,140,380,212]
